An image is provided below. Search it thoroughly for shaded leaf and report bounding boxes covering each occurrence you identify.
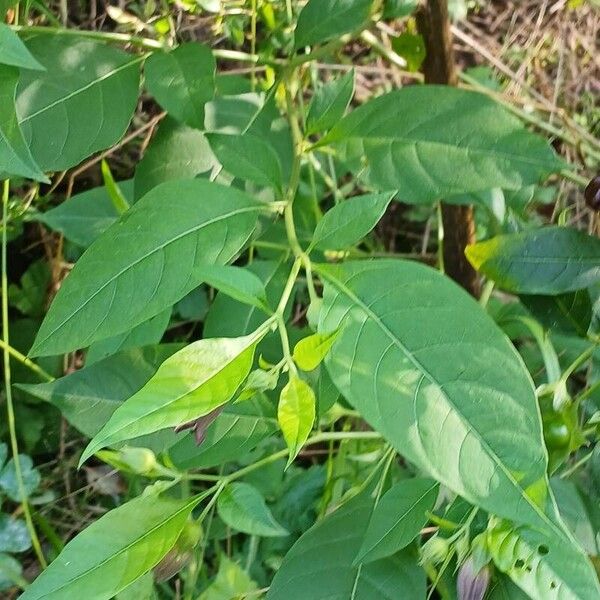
[306,70,355,135]
[0,514,30,553]
[0,455,40,501]
[198,265,269,310]
[0,23,44,70]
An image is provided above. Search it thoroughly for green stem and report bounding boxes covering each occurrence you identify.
[0,339,53,382]
[2,181,47,568]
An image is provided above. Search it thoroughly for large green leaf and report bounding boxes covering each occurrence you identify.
[36,180,134,248]
[0,23,43,70]
[145,42,215,129]
[134,117,216,199]
[319,86,563,203]
[0,65,47,182]
[267,487,425,599]
[80,327,268,464]
[217,482,288,537]
[356,478,438,564]
[306,69,355,135]
[31,179,266,357]
[294,0,373,49]
[466,227,600,294]
[19,493,202,600]
[317,260,556,531]
[17,35,140,171]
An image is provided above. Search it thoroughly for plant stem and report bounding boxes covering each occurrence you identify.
[0,339,53,382]
[2,180,47,568]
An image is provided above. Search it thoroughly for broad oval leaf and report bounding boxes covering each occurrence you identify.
[217,482,288,537]
[207,132,283,192]
[306,69,355,135]
[31,179,266,357]
[466,227,600,295]
[17,35,140,171]
[310,192,395,251]
[294,0,373,49]
[317,259,558,532]
[80,327,268,464]
[356,477,439,564]
[0,23,44,70]
[278,376,316,467]
[145,42,215,129]
[319,86,563,203]
[267,487,426,599]
[19,493,202,600]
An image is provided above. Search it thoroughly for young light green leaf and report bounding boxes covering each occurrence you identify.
[306,70,355,135]
[101,159,129,214]
[391,32,425,72]
[487,518,600,600]
[198,555,258,600]
[217,482,288,537]
[355,478,438,564]
[134,117,216,199]
[0,23,44,70]
[466,226,600,295]
[35,180,134,248]
[292,330,339,371]
[319,86,563,203]
[19,493,202,600]
[207,132,283,192]
[80,327,268,464]
[310,192,395,251]
[294,0,373,49]
[278,376,315,467]
[17,35,141,171]
[267,487,425,599]
[198,264,269,311]
[0,66,47,182]
[317,260,560,534]
[31,179,264,357]
[145,42,215,129]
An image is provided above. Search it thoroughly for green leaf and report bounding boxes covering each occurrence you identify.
[101,160,129,214]
[487,518,600,600]
[0,514,30,553]
[278,376,315,466]
[0,553,23,592]
[17,345,182,440]
[294,0,373,49]
[86,309,171,364]
[306,70,355,135]
[0,455,40,501]
[134,117,216,199]
[199,555,258,600]
[310,192,395,251]
[80,327,268,464]
[319,86,563,203]
[217,482,288,537]
[383,0,417,18]
[198,264,269,310]
[355,478,438,564]
[0,65,47,182]
[207,132,283,192]
[35,180,134,248]
[168,401,277,470]
[317,260,559,531]
[31,179,264,357]
[466,227,600,294]
[267,487,426,599]
[0,23,44,70]
[19,493,202,600]
[145,42,215,129]
[292,330,339,371]
[17,35,141,172]
[391,33,425,72]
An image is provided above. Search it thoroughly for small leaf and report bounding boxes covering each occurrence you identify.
[217,482,288,537]
[199,555,258,600]
[145,42,216,129]
[278,376,315,466]
[207,132,283,192]
[306,70,355,135]
[391,32,425,72]
[0,455,40,501]
[311,192,394,251]
[19,493,202,600]
[466,226,600,294]
[355,478,438,564]
[101,160,129,214]
[0,514,31,553]
[294,0,373,49]
[80,327,268,464]
[0,553,22,592]
[293,330,339,371]
[0,23,44,70]
[198,264,269,310]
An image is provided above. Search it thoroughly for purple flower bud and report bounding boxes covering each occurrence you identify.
[173,405,224,445]
[457,557,490,600]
